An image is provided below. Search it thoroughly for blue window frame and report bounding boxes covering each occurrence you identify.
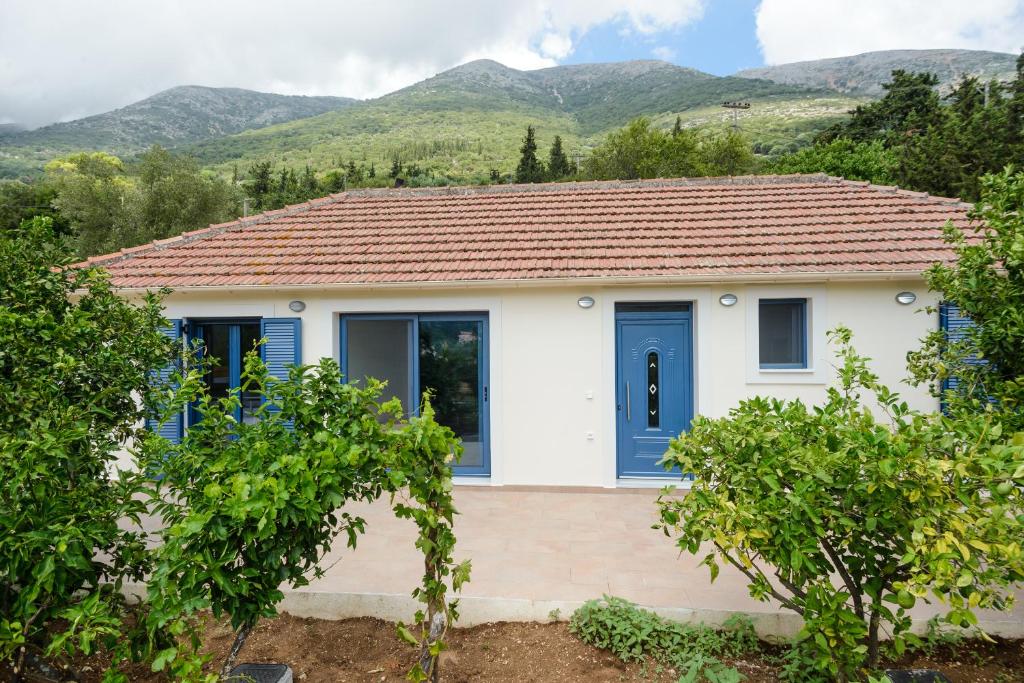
[759,298,808,369]
[187,319,262,425]
[340,312,490,477]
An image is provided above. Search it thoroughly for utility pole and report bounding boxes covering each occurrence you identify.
[721,101,751,130]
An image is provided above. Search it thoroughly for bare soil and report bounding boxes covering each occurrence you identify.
[53,613,1024,682]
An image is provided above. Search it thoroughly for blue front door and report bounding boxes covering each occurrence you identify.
[615,305,693,478]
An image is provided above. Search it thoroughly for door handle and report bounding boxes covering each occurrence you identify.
[625,381,631,421]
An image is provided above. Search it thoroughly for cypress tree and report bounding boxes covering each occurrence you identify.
[547,135,572,180]
[672,115,683,137]
[515,126,546,183]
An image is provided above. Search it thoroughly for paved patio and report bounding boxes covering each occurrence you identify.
[272,486,1024,637]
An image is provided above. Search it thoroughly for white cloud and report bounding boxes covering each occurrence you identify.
[540,33,575,60]
[0,0,704,128]
[652,46,678,61]
[756,0,1024,64]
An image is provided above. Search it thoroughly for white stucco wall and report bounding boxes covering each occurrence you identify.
[154,278,939,488]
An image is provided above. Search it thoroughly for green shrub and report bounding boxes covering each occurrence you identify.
[908,169,1024,431]
[141,350,468,682]
[142,352,400,678]
[0,217,176,678]
[764,138,898,184]
[657,327,1024,680]
[569,596,753,680]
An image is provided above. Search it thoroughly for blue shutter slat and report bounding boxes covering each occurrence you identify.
[260,318,302,379]
[146,319,184,443]
[939,303,986,405]
[260,318,301,423]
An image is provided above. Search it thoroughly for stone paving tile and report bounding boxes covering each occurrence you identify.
[149,486,1019,627]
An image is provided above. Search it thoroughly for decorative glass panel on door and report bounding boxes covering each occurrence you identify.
[418,319,484,470]
[646,351,659,428]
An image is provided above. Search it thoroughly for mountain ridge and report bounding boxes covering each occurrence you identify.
[736,48,1018,96]
[1,48,1018,180]
[0,86,356,171]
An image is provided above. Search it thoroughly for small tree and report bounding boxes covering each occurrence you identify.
[514,126,546,184]
[245,161,273,210]
[0,217,175,680]
[766,138,898,185]
[392,399,471,683]
[143,354,400,678]
[390,157,403,179]
[657,328,1024,679]
[143,353,469,681]
[908,169,1024,430]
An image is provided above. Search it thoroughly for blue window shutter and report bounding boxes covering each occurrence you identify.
[260,318,302,423]
[146,319,184,443]
[939,302,976,397]
[260,317,302,379]
[939,302,991,413]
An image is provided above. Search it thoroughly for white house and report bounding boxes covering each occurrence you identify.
[89,175,1004,630]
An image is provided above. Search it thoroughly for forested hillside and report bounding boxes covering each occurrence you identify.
[0,87,355,176]
[184,59,843,183]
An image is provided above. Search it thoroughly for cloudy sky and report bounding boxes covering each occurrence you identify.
[2,0,1022,128]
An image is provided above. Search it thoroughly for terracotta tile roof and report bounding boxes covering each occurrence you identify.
[83,175,971,289]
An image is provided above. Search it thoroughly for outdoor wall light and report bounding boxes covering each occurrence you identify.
[718,293,738,307]
[895,291,917,305]
[577,296,595,309]
[288,300,306,312]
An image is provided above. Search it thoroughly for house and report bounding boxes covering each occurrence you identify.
[91,174,1014,632]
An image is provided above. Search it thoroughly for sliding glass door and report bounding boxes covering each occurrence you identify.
[341,313,489,476]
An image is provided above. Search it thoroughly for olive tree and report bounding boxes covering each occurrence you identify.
[0,217,175,680]
[657,328,1024,680]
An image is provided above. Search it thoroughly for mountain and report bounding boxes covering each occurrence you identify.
[736,49,1019,97]
[184,59,838,180]
[0,86,355,176]
[7,49,1014,182]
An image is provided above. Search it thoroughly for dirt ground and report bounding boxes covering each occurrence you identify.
[61,613,1024,682]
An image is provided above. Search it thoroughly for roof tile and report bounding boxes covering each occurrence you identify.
[82,175,971,288]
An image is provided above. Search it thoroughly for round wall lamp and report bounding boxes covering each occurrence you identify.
[577,296,596,309]
[895,291,917,305]
[718,293,739,307]
[288,300,307,312]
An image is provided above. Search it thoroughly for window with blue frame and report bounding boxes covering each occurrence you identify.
[341,313,490,476]
[189,320,262,424]
[759,298,808,369]
[145,317,300,443]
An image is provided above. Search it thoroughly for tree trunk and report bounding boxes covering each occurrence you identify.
[418,523,445,683]
[866,601,882,669]
[220,623,253,680]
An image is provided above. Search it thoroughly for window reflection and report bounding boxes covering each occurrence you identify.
[419,320,482,469]
[194,321,262,424]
